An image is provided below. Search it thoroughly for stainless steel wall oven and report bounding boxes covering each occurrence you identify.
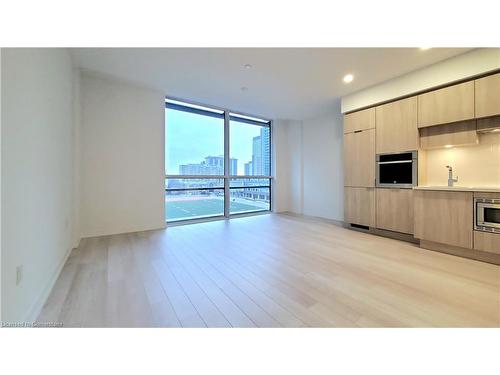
[376,151,417,189]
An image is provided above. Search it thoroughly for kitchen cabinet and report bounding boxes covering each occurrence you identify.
[474,231,500,255]
[344,107,375,134]
[376,188,414,234]
[344,187,375,227]
[414,190,473,249]
[475,72,500,118]
[375,97,418,153]
[417,81,475,128]
[419,120,478,149]
[343,129,375,187]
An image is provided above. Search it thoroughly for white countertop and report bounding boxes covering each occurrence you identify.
[414,186,500,193]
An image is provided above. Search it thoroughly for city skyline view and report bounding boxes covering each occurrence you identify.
[177,126,270,176]
[165,108,270,176]
[165,102,271,222]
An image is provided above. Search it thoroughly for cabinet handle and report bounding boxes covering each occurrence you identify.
[354,130,363,133]
[377,160,413,165]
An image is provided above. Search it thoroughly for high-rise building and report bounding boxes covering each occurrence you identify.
[244,161,253,176]
[251,127,270,176]
[204,155,224,169]
[260,127,270,176]
[252,135,262,175]
[179,155,237,175]
[229,158,238,176]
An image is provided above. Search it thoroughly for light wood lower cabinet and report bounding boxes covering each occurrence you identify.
[474,231,500,255]
[414,190,473,249]
[376,188,414,234]
[344,187,375,227]
[344,129,375,187]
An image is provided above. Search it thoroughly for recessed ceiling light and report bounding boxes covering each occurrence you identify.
[244,64,252,69]
[240,87,248,92]
[420,47,431,51]
[343,74,354,83]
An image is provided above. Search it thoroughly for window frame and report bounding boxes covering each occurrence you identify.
[165,97,273,224]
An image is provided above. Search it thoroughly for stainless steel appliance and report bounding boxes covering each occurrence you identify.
[474,197,500,233]
[376,151,417,189]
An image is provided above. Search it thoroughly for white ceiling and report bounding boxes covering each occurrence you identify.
[72,48,473,120]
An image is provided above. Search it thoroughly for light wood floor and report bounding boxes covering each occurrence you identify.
[38,214,500,327]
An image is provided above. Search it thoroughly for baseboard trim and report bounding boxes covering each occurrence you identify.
[340,221,419,244]
[72,237,81,250]
[278,211,345,227]
[82,222,167,239]
[279,212,418,244]
[420,240,500,266]
[368,227,419,244]
[280,213,499,264]
[24,245,73,323]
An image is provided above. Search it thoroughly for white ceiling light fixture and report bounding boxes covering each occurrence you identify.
[343,74,354,83]
[244,63,252,69]
[240,86,248,92]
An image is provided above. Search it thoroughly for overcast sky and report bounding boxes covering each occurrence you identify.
[165,108,264,175]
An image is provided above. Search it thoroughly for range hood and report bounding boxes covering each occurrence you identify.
[477,116,500,133]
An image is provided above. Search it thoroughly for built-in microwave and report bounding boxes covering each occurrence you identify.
[376,151,417,189]
[474,197,500,233]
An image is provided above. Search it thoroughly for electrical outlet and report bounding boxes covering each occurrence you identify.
[16,265,23,286]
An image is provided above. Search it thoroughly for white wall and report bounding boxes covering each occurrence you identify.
[301,101,344,221]
[72,68,81,249]
[80,73,165,238]
[342,48,500,113]
[0,48,3,323]
[271,120,289,212]
[287,122,304,214]
[1,48,76,322]
[273,119,303,213]
[274,106,344,221]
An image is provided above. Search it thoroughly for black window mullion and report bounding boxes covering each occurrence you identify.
[165,98,272,223]
[165,102,224,119]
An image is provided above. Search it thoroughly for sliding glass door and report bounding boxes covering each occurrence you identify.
[165,99,271,223]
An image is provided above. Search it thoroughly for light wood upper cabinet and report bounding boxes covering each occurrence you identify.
[376,188,414,234]
[376,97,418,153]
[417,81,475,128]
[475,72,500,118]
[344,187,375,227]
[414,190,473,249]
[344,108,375,134]
[344,129,375,187]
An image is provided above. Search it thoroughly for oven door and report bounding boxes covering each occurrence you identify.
[376,151,417,188]
[475,200,500,232]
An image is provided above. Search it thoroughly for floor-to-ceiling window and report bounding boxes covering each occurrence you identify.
[165,99,272,223]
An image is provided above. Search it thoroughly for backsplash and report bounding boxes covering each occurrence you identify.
[421,132,500,187]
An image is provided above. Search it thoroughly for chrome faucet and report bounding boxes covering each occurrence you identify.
[446,165,458,187]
